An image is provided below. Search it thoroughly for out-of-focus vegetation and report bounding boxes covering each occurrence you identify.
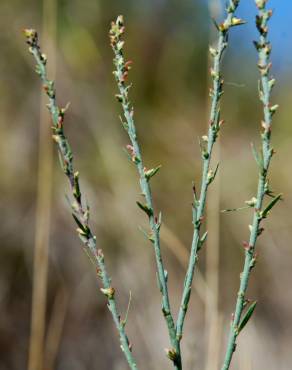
[1,0,292,369]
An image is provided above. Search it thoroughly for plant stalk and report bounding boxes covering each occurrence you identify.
[23,29,138,370]
[176,0,243,355]
[221,2,279,368]
[109,17,180,368]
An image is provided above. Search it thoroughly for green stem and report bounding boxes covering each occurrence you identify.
[23,29,138,370]
[109,17,181,368]
[176,0,243,352]
[221,2,278,369]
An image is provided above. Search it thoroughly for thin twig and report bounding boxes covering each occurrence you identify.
[109,17,180,368]
[176,0,244,356]
[23,29,138,370]
[221,1,281,368]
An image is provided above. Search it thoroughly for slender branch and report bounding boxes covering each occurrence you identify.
[176,0,243,351]
[109,17,180,369]
[23,29,138,370]
[221,1,280,369]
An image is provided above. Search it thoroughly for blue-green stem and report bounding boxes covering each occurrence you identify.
[221,2,279,369]
[176,0,243,354]
[23,29,138,370]
[110,17,181,369]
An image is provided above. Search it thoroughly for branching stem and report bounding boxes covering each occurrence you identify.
[176,0,243,356]
[109,17,180,368]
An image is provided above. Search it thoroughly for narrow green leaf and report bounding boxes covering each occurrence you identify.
[136,201,153,217]
[230,17,247,27]
[155,211,162,232]
[269,104,279,116]
[261,193,282,218]
[121,291,132,328]
[200,231,208,245]
[198,231,208,251]
[207,163,219,185]
[72,213,86,232]
[164,269,168,282]
[145,165,162,181]
[238,301,257,334]
[73,171,81,201]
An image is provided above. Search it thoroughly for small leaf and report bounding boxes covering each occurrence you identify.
[268,78,276,90]
[165,348,179,363]
[100,287,115,299]
[192,182,198,203]
[73,171,81,202]
[209,46,217,57]
[231,17,247,27]
[164,269,168,282]
[136,201,153,217]
[238,301,257,334]
[269,104,279,116]
[261,193,282,218]
[245,197,257,207]
[121,291,132,328]
[72,213,86,233]
[200,231,208,245]
[145,165,161,181]
[155,211,162,232]
[207,163,219,185]
[198,231,208,251]
[115,94,123,102]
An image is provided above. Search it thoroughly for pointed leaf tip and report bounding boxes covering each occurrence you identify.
[238,301,257,334]
[261,193,282,218]
[136,201,153,217]
[144,165,161,181]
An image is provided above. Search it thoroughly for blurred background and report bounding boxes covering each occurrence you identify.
[0,0,291,369]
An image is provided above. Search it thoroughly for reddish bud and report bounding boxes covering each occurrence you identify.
[125,60,133,70]
[242,241,250,250]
